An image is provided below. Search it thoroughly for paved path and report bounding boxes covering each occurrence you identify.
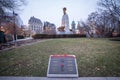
[0,77,120,80]
[0,38,52,52]
[16,37,33,42]
[17,39,53,47]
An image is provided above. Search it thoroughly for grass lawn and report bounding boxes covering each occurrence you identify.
[0,38,120,77]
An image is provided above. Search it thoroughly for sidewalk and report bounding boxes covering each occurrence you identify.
[16,37,33,42]
[0,77,120,80]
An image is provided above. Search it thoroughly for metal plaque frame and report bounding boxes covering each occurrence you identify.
[47,54,78,77]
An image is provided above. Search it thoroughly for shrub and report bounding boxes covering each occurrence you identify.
[6,34,13,42]
[17,35,25,39]
[32,34,86,39]
[32,34,48,39]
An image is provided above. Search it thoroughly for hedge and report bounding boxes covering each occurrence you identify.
[32,34,86,39]
[17,35,25,39]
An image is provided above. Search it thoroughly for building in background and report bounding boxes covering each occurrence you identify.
[28,16,43,35]
[0,12,23,41]
[43,21,56,34]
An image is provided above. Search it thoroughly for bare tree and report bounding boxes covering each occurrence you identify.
[98,0,120,35]
[0,0,27,24]
[80,0,120,38]
[98,0,120,17]
[80,21,92,37]
[0,0,26,12]
[87,10,118,37]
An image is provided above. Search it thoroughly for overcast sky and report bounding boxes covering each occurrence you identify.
[20,0,98,28]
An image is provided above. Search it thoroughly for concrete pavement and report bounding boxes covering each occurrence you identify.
[0,77,120,80]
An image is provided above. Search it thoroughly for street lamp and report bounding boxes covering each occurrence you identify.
[13,11,17,46]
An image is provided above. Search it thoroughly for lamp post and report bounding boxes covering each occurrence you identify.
[13,11,17,46]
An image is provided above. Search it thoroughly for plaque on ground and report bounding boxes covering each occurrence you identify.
[47,54,78,77]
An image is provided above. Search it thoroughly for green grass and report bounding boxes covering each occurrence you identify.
[0,38,120,77]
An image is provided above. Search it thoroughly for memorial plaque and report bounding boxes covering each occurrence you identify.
[47,54,78,77]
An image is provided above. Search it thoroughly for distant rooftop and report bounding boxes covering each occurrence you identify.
[28,16,42,24]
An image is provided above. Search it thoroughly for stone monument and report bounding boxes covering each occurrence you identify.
[57,7,71,34]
